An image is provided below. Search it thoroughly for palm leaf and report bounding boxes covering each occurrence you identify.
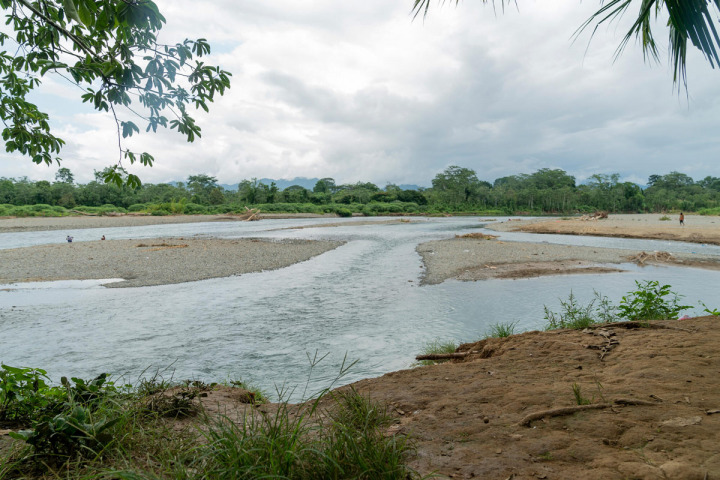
[578,0,720,86]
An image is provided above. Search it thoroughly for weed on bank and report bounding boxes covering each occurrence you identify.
[0,366,421,479]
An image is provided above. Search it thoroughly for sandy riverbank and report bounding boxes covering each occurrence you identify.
[490,213,720,245]
[0,238,344,288]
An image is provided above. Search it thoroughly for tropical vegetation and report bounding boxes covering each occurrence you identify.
[2,167,720,217]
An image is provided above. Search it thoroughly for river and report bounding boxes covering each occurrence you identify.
[2,216,719,400]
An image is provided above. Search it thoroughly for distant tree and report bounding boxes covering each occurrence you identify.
[54,167,74,184]
[528,168,576,190]
[698,176,720,191]
[208,187,225,205]
[282,185,309,203]
[397,189,428,205]
[313,178,337,194]
[648,171,695,189]
[187,174,219,204]
[431,165,483,204]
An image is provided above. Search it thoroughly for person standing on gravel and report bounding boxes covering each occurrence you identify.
[679,212,685,226]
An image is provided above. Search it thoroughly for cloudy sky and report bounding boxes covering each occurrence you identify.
[2,0,719,187]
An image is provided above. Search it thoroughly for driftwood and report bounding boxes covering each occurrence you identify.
[583,328,619,360]
[519,398,660,426]
[628,251,674,265]
[239,206,261,221]
[578,211,608,221]
[415,352,471,361]
[455,233,498,240]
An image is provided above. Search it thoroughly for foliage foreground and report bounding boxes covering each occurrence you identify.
[0,368,421,479]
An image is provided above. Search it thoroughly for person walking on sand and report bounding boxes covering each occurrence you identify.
[679,212,685,226]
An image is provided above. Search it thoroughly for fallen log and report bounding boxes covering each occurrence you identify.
[415,352,471,361]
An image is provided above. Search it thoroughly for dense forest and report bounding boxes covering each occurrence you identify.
[2,166,720,217]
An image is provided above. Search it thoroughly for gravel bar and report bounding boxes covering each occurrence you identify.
[416,237,716,285]
[0,238,344,288]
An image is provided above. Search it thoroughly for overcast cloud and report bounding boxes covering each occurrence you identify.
[2,0,719,187]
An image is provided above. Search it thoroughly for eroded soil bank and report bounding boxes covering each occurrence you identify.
[347,316,720,479]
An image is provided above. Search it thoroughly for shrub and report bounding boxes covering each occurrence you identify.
[335,208,352,217]
[184,202,209,214]
[127,203,147,212]
[617,280,691,321]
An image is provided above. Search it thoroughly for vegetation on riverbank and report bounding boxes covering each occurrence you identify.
[3,167,720,217]
[416,281,718,361]
[0,367,420,479]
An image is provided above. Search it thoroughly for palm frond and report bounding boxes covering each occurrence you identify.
[411,0,511,20]
[578,0,720,86]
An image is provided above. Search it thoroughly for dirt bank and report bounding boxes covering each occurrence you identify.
[347,316,720,479]
[491,213,720,246]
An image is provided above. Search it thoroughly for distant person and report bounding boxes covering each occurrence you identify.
[101,235,106,240]
[679,212,685,226]
[66,235,73,243]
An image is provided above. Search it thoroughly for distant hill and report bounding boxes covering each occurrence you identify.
[221,179,426,192]
[174,178,424,192]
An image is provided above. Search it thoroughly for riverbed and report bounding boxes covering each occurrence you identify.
[2,216,720,400]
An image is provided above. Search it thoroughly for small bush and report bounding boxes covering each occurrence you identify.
[617,280,691,321]
[335,208,352,217]
[544,291,615,330]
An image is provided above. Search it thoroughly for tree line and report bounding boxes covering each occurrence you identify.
[2,166,720,217]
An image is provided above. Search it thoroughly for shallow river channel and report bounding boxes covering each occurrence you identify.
[2,216,720,400]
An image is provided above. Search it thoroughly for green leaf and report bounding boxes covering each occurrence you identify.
[77,0,94,27]
[62,0,82,25]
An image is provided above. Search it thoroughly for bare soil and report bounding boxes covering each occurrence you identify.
[497,214,720,246]
[351,316,720,479]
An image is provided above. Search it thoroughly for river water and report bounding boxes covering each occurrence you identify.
[2,216,719,400]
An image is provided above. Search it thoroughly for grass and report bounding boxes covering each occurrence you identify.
[415,339,458,365]
[486,321,517,338]
[0,366,420,480]
[659,215,671,221]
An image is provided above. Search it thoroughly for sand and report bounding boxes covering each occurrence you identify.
[491,213,720,245]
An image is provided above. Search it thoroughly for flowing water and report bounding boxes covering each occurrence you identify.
[2,217,719,399]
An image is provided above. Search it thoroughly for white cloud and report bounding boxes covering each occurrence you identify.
[2,0,719,187]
